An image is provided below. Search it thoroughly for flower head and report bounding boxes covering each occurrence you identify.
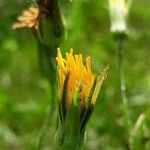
[56,48,95,105]
[108,0,129,33]
[12,6,39,30]
[56,48,108,107]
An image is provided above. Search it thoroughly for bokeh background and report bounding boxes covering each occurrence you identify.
[0,0,150,149]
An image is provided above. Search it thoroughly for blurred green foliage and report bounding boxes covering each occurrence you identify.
[0,0,150,149]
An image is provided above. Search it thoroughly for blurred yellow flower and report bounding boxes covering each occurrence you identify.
[12,6,39,30]
[56,48,95,105]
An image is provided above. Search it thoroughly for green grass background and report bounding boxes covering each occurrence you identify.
[0,0,150,149]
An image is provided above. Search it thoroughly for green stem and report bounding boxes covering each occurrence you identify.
[35,43,56,150]
[32,29,57,149]
[117,37,131,132]
[34,0,66,148]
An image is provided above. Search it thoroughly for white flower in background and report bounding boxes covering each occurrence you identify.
[108,0,129,33]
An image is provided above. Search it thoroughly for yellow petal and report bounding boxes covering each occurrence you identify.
[56,49,95,105]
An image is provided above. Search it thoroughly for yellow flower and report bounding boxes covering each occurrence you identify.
[56,48,108,106]
[12,6,39,30]
[56,48,94,105]
[55,48,109,147]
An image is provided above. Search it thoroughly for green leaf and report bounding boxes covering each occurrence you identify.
[59,73,70,124]
[129,113,145,150]
[92,65,109,105]
[80,77,97,132]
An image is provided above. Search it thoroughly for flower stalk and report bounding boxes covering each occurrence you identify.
[108,0,132,133]
[117,36,131,131]
[37,0,66,47]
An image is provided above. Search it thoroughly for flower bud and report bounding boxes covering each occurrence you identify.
[108,0,129,34]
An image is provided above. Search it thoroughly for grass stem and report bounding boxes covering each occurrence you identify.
[117,36,131,132]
